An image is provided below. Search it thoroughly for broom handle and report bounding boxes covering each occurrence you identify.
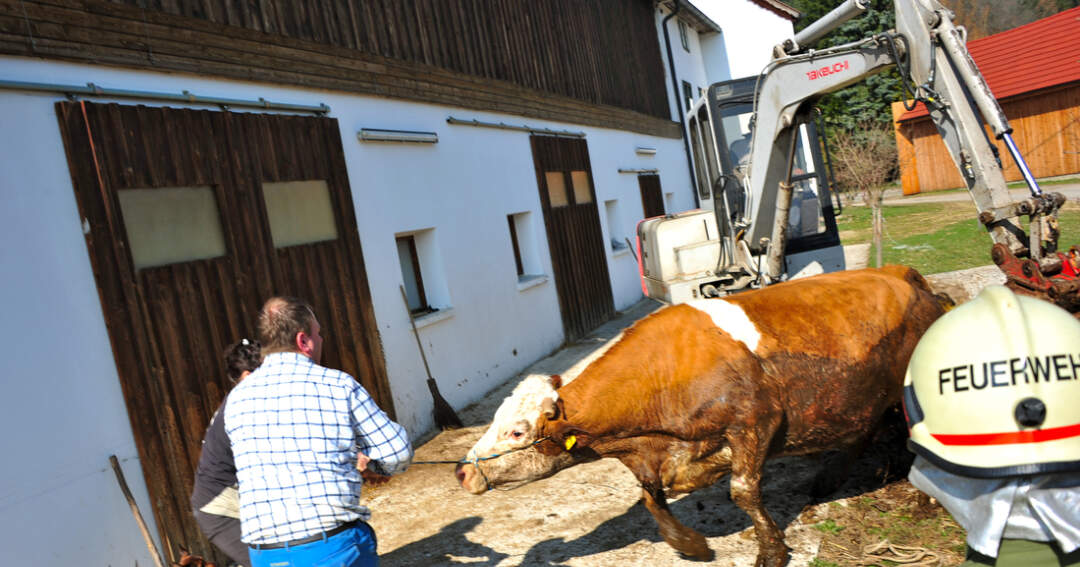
[109,455,167,567]
[399,285,435,381]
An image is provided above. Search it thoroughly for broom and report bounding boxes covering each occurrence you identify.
[399,285,463,429]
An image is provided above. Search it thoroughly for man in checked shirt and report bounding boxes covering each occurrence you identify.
[225,296,412,567]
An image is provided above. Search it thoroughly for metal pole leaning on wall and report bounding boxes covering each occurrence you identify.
[0,79,330,114]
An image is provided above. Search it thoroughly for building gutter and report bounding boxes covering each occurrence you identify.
[662,1,701,208]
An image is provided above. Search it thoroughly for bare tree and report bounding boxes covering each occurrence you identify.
[830,121,899,268]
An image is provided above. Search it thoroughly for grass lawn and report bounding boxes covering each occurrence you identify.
[835,200,1080,274]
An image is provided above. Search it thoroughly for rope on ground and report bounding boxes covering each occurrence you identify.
[858,540,942,566]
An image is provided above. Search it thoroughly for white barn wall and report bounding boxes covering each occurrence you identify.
[0,53,696,562]
[697,1,797,80]
[659,1,797,122]
[0,87,160,566]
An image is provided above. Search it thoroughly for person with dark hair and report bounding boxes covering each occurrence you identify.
[225,296,411,567]
[191,338,262,566]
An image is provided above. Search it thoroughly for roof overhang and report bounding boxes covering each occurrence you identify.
[659,0,800,33]
[749,0,801,21]
[658,1,722,34]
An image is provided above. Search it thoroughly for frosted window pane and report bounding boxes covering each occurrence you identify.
[118,186,226,269]
[546,171,568,207]
[263,180,339,247]
[571,170,592,204]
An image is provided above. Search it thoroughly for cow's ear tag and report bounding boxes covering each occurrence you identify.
[564,435,577,451]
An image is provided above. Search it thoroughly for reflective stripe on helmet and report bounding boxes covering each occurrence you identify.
[931,422,1080,446]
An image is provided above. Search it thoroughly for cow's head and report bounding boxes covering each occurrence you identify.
[456,374,580,494]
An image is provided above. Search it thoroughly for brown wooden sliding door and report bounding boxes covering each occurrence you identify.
[530,135,615,342]
[56,102,389,564]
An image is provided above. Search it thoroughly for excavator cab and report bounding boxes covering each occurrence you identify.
[699,76,841,255]
[642,76,845,304]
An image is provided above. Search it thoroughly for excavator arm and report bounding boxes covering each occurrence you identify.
[638,0,1078,312]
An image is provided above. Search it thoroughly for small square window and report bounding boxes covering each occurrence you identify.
[262,180,339,248]
[117,186,226,269]
[545,171,569,207]
[397,235,430,314]
[570,171,592,204]
[604,199,629,252]
[507,215,524,277]
[395,228,451,315]
[507,211,545,287]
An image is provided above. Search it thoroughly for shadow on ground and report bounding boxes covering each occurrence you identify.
[382,517,510,566]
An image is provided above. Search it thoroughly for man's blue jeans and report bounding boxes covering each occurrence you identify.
[248,522,377,567]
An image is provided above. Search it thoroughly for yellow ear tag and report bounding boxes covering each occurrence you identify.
[564,435,577,451]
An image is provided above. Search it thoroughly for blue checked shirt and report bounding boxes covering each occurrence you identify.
[224,352,412,544]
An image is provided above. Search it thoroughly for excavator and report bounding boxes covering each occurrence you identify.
[638,0,1080,313]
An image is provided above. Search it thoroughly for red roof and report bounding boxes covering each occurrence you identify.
[897,6,1080,121]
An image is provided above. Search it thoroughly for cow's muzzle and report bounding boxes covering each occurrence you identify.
[455,462,488,494]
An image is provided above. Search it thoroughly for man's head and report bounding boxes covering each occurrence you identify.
[258,296,324,363]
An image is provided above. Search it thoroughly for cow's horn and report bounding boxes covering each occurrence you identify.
[542,396,559,419]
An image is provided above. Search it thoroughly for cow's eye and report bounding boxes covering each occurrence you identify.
[510,430,524,439]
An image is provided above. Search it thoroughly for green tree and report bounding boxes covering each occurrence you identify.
[785,0,1079,131]
[786,0,902,133]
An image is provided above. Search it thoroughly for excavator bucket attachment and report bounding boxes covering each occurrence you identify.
[992,243,1080,317]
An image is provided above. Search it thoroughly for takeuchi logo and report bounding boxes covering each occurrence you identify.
[807,60,850,80]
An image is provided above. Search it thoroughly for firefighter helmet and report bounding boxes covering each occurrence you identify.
[904,285,1080,478]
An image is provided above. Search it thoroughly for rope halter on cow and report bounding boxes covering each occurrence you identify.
[410,436,552,491]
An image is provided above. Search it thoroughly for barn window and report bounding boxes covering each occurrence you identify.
[570,171,592,204]
[604,199,629,253]
[507,215,524,276]
[117,186,227,269]
[397,235,429,314]
[396,228,452,317]
[678,20,690,52]
[545,171,569,207]
[507,211,546,289]
[262,180,339,247]
[682,81,694,112]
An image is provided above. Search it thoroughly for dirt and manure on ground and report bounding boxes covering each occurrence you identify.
[365,410,965,567]
[363,273,988,567]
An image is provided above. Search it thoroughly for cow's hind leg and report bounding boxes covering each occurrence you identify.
[641,481,713,561]
[728,422,790,567]
[811,406,911,497]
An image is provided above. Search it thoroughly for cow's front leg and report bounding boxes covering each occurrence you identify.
[640,481,713,560]
[728,422,790,567]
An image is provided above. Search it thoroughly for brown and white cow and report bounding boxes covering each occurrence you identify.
[456,266,947,567]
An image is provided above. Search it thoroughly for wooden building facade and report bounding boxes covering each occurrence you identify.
[3,0,679,137]
[893,7,1080,194]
